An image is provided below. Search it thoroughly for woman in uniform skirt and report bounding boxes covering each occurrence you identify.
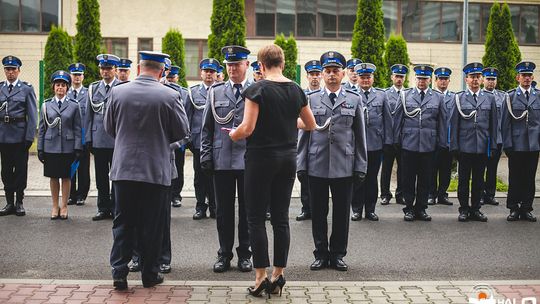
[37,71,82,220]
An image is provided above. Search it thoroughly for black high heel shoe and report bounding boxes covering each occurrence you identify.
[247,278,270,298]
[270,275,286,296]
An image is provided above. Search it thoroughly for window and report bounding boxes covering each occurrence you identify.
[0,0,59,33]
[383,0,398,38]
[297,0,316,37]
[255,1,275,36]
[276,0,295,35]
[518,5,539,44]
[102,38,128,58]
[338,0,356,38]
[138,38,153,53]
[185,40,208,80]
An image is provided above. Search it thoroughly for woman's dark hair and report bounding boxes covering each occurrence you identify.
[257,44,285,70]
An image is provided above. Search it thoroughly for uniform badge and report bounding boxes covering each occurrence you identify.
[329,51,334,57]
[103,55,108,60]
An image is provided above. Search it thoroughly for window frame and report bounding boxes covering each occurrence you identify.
[184,39,208,81]
[102,37,129,59]
[0,0,61,34]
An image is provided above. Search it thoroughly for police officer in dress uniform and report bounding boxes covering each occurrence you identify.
[393,65,447,221]
[502,61,539,222]
[342,58,362,91]
[67,63,90,206]
[251,61,263,82]
[86,54,121,221]
[200,46,253,273]
[296,60,323,222]
[380,64,408,206]
[351,63,392,222]
[480,67,503,206]
[298,51,367,271]
[189,58,218,219]
[450,62,497,222]
[117,58,132,82]
[0,55,37,217]
[106,51,189,290]
[216,65,225,83]
[428,67,455,206]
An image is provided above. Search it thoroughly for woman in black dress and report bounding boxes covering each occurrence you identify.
[37,71,82,219]
[230,44,316,297]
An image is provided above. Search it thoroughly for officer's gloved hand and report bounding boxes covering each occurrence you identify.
[37,150,45,164]
[297,170,307,182]
[201,160,214,176]
[86,142,93,154]
[353,171,366,185]
[75,149,83,160]
[25,141,33,150]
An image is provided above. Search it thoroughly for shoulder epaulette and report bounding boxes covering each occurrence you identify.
[163,83,181,92]
[306,89,321,96]
[432,88,442,94]
[345,89,359,96]
[114,81,129,87]
[90,81,100,88]
[21,81,32,87]
[533,87,539,92]
[482,89,493,95]
[189,84,199,90]
[403,87,413,92]
[44,97,53,103]
[211,82,225,89]
[507,88,516,94]
[374,88,385,92]
[68,97,79,103]
[455,90,465,95]
[179,86,188,92]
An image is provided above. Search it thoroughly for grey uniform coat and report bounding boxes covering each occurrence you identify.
[342,82,359,92]
[501,87,540,152]
[200,80,253,171]
[104,75,189,186]
[360,87,393,151]
[0,80,37,143]
[165,82,190,148]
[449,90,498,154]
[393,88,447,152]
[489,89,505,145]
[187,83,209,150]
[37,97,82,153]
[85,78,120,148]
[433,89,456,148]
[297,89,368,178]
[385,86,404,116]
[68,86,88,144]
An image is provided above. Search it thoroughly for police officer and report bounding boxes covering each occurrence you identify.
[393,65,446,221]
[189,58,218,219]
[0,56,37,217]
[298,51,367,271]
[450,62,497,222]
[380,64,408,206]
[342,58,362,91]
[106,51,189,290]
[201,46,253,273]
[216,65,225,83]
[251,61,263,82]
[429,67,455,206]
[67,63,90,206]
[351,63,392,222]
[481,67,504,206]
[86,54,120,221]
[502,61,539,222]
[117,58,132,82]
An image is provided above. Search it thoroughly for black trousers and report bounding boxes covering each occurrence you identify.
[401,150,434,214]
[244,150,295,268]
[309,176,353,260]
[70,149,90,200]
[482,145,502,199]
[191,149,215,212]
[507,151,539,212]
[110,181,168,281]
[0,143,28,197]
[214,170,251,260]
[380,146,402,200]
[93,148,114,213]
[430,148,453,200]
[298,175,310,214]
[352,150,382,214]
[170,148,185,201]
[457,153,487,212]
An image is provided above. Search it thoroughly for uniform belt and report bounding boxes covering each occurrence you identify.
[2,116,25,123]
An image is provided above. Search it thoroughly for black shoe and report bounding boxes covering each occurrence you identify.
[113,277,128,290]
[269,275,286,296]
[14,202,25,216]
[265,212,271,221]
[507,210,520,221]
[351,212,361,221]
[0,203,15,216]
[437,196,453,206]
[396,197,406,205]
[479,197,485,206]
[404,211,415,221]
[193,210,206,220]
[310,258,328,271]
[365,212,379,221]
[159,264,171,273]
[247,278,270,298]
[469,210,488,222]
[238,258,253,272]
[76,199,85,206]
[171,198,182,208]
[213,256,231,273]
[128,261,140,272]
[427,197,436,205]
[330,258,348,271]
[458,211,468,222]
[209,209,216,219]
[67,198,76,205]
[296,212,311,221]
[483,197,499,206]
[416,211,432,221]
[142,273,164,288]
[521,211,537,222]
[92,211,111,221]
[380,197,390,205]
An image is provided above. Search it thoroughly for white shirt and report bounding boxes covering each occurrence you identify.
[325,87,342,98]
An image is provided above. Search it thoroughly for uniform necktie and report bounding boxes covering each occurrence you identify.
[73,90,78,99]
[420,90,425,102]
[473,93,477,105]
[58,99,62,109]
[329,92,337,105]
[525,91,530,102]
[105,84,110,93]
[233,83,242,99]
[8,84,13,93]
[352,85,357,91]
[364,91,370,101]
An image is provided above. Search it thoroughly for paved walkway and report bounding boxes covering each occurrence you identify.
[1,279,539,303]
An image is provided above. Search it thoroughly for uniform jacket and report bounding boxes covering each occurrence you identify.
[487,89,505,145]
[342,82,359,92]
[385,86,405,116]
[67,86,88,145]
[449,90,498,154]
[433,89,456,148]
[165,82,190,149]
[200,80,253,171]
[85,78,120,148]
[393,88,447,153]
[360,87,393,151]
[37,97,82,153]
[297,89,368,178]
[0,80,38,143]
[501,87,540,152]
[187,83,210,150]
[104,75,189,186]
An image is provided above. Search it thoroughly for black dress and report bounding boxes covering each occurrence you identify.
[44,153,75,178]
